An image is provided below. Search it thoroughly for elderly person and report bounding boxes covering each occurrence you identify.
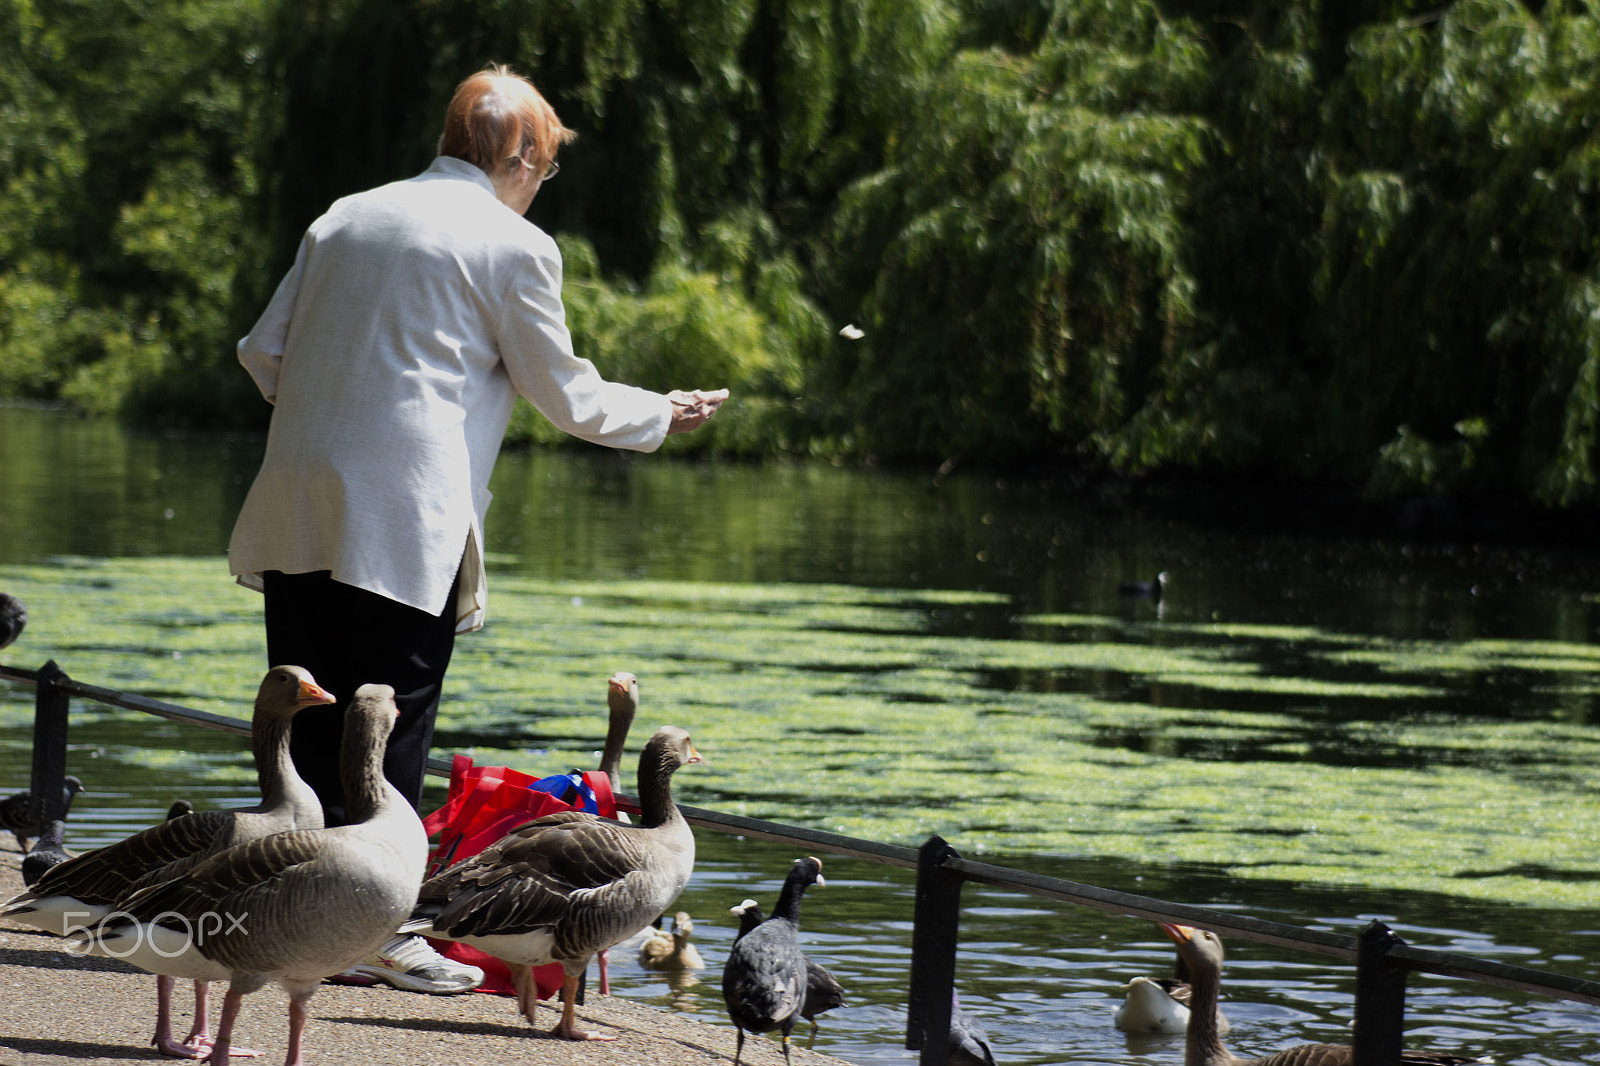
[228,64,726,993]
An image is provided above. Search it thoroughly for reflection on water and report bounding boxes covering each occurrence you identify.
[3,404,1600,1064]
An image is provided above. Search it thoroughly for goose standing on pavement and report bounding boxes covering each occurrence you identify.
[4,665,334,1057]
[723,856,826,1066]
[76,685,428,1066]
[730,895,844,1049]
[1160,923,1481,1066]
[405,725,702,1041]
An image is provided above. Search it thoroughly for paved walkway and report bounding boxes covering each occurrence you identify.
[0,839,855,1066]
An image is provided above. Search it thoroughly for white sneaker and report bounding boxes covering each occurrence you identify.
[333,934,484,994]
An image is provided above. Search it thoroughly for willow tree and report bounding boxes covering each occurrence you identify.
[1317,0,1600,504]
[817,0,1212,463]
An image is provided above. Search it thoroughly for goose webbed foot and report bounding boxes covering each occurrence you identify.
[155,1034,259,1060]
[550,974,615,1041]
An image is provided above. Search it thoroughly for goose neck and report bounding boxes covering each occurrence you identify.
[600,713,632,792]
[635,758,679,828]
[341,722,389,824]
[253,714,295,804]
[1184,963,1233,1066]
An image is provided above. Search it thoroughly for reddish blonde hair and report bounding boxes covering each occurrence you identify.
[437,64,575,175]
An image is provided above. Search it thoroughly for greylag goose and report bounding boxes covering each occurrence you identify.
[638,910,704,970]
[20,819,73,886]
[76,684,428,1066]
[404,724,702,1041]
[0,591,25,651]
[1161,923,1482,1066]
[950,991,997,1066]
[722,856,826,1066]
[1114,938,1228,1035]
[599,671,638,799]
[1,774,85,853]
[4,665,333,1057]
[730,895,845,1049]
[593,669,639,995]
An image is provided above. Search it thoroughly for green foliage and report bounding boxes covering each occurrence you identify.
[506,229,809,454]
[0,0,268,421]
[0,258,106,399]
[821,4,1213,461]
[1314,1,1600,502]
[5,0,1600,506]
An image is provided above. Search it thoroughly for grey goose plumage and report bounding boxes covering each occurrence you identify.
[1162,923,1481,1066]
[75,684,428,1066]
[405,724,701,1041]
[3,665,334,1057]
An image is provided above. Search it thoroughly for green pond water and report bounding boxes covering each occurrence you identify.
[1,402,1598,1065]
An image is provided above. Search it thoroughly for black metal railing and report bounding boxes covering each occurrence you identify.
[5,658,1600,1066]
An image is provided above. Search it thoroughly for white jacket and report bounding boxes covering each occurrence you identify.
[229,156,670,631]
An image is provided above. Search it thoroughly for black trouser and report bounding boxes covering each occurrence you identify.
[262,568,459,826]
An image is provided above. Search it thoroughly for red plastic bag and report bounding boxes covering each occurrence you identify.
[420,754,616,998]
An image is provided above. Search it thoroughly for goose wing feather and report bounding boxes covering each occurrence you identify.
[426,815,679,942]
[108,824,418,975]
[1250,1046,1354,1066]
[1243,1039,1479,1065]
[10,809,233,911]
[115,829,329,925]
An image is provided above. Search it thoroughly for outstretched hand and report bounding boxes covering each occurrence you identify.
[666,388,729,435]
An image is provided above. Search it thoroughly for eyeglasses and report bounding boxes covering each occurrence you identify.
[516,155,559,181]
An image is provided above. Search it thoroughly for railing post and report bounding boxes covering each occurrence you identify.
[1352,918,1408,1065]
[30,659,71,826]
[907,834,962,1066]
